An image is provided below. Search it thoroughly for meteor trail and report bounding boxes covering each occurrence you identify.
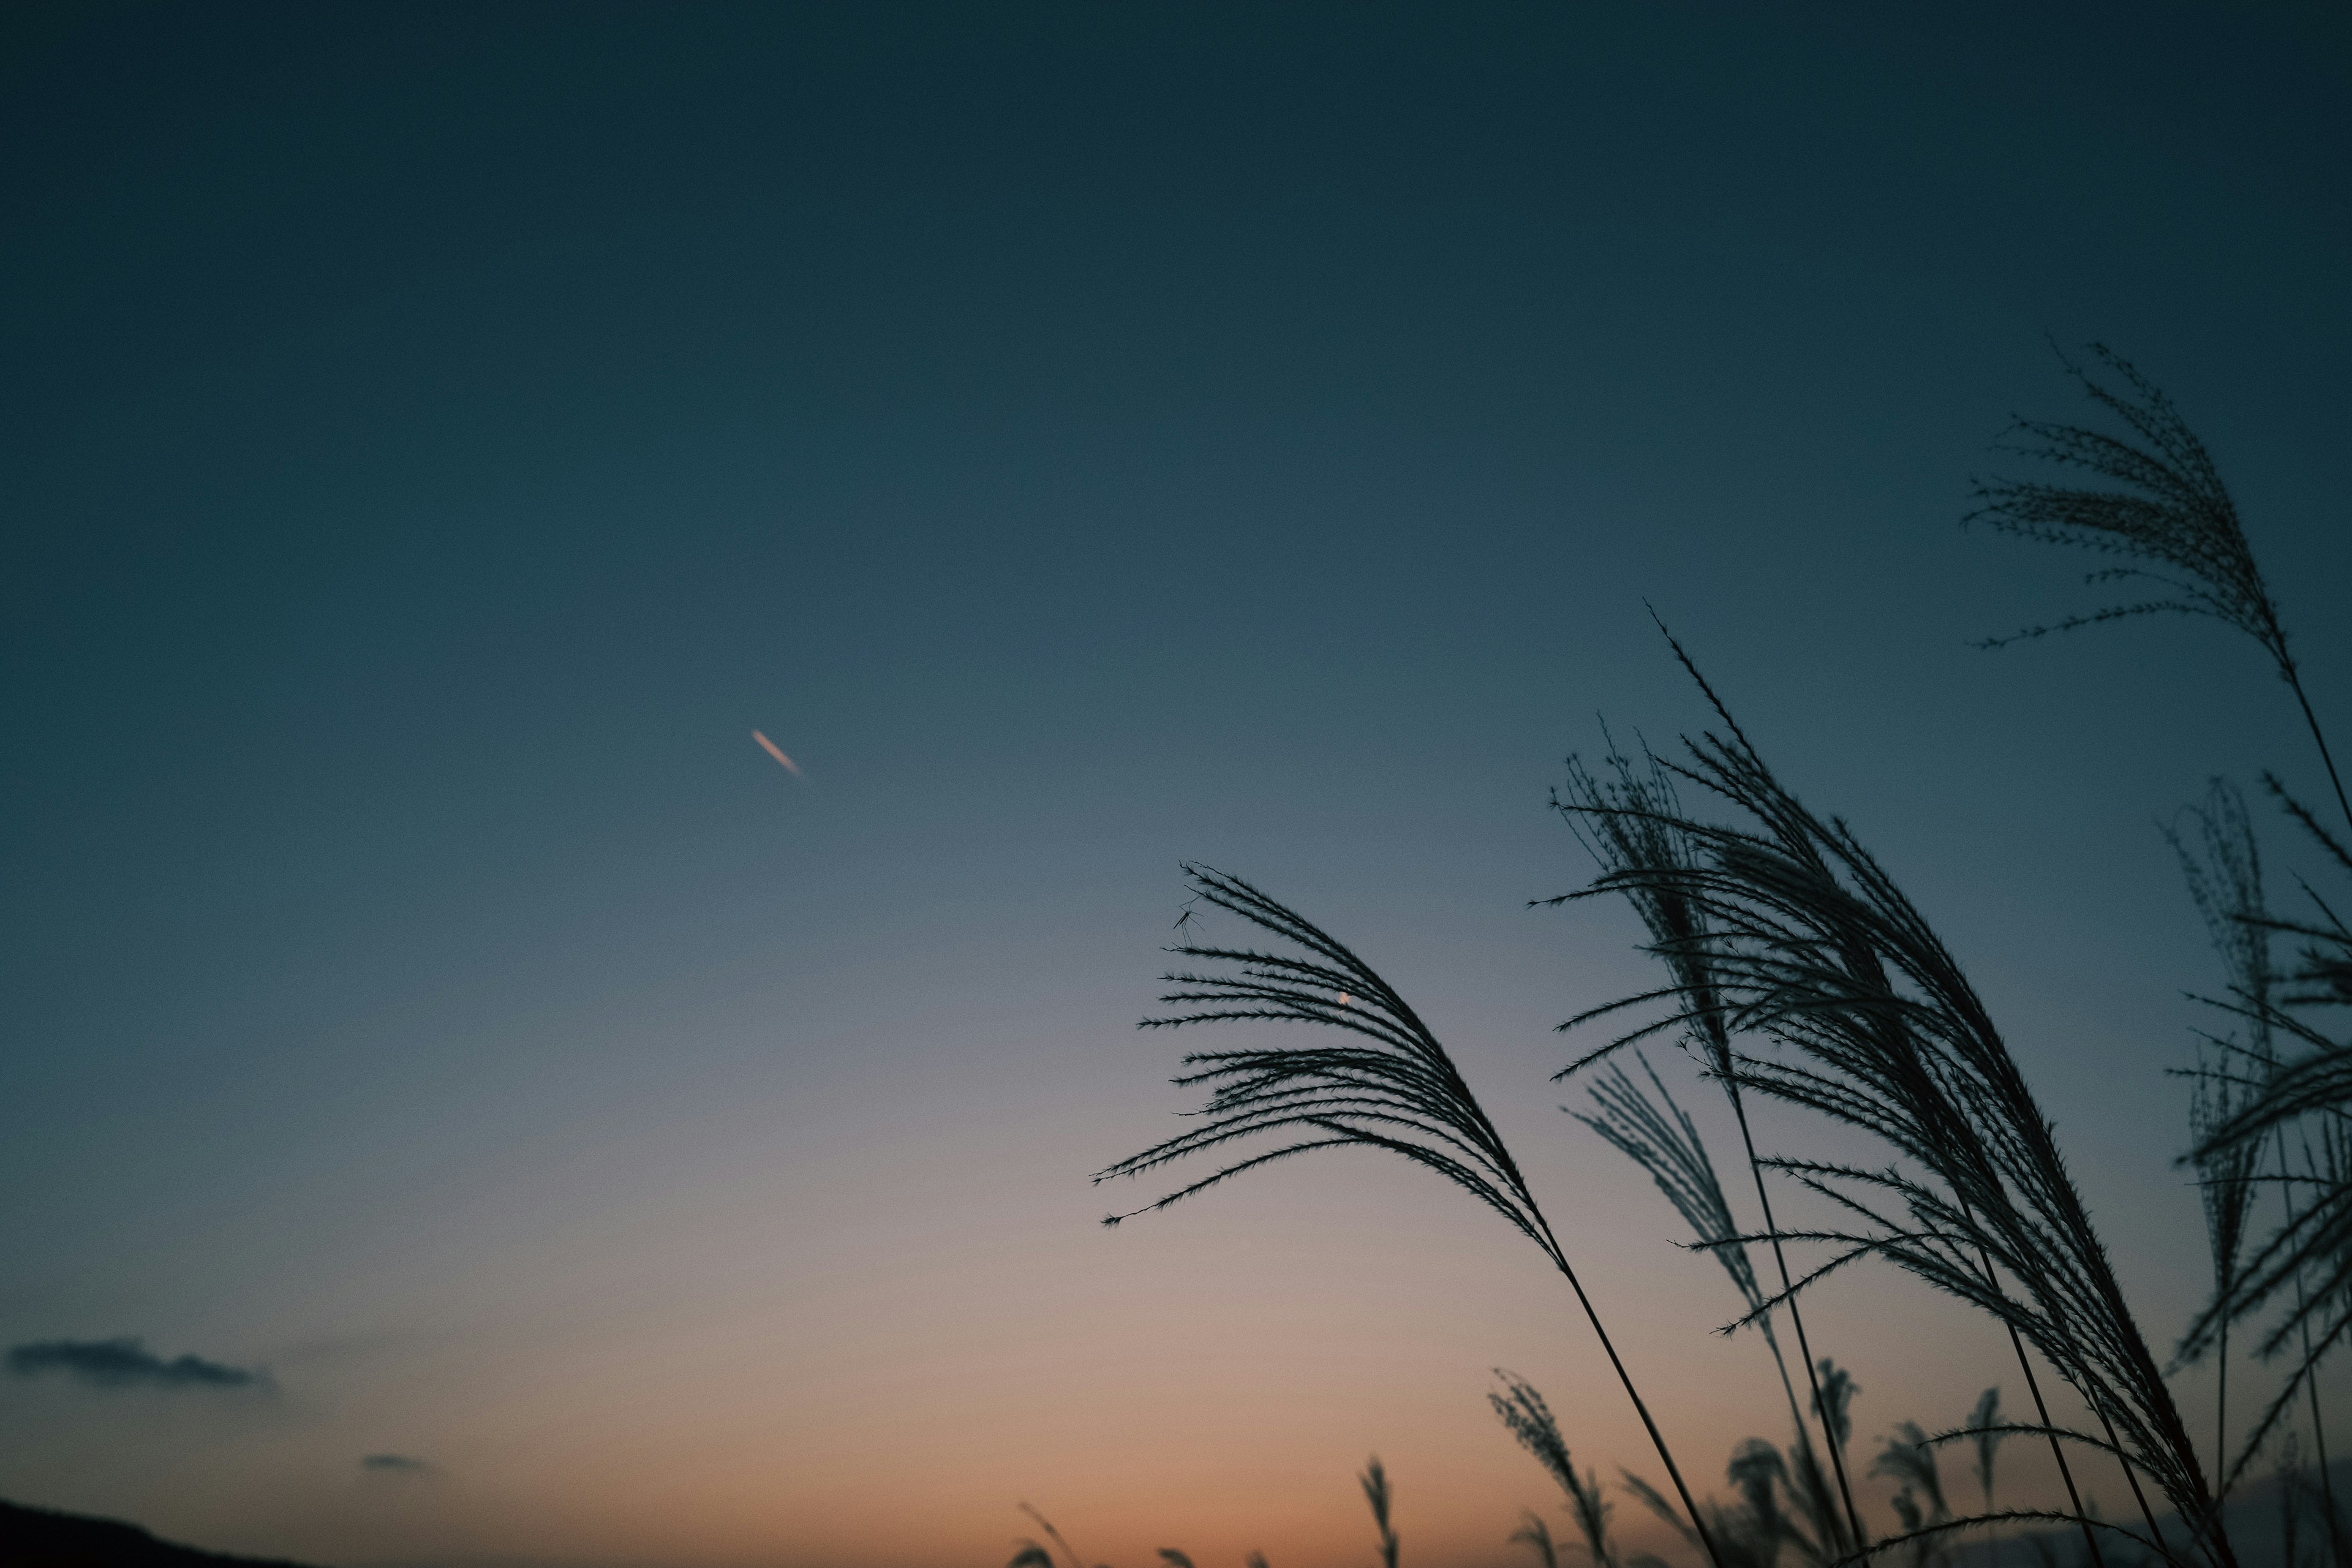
[752,729,803,778]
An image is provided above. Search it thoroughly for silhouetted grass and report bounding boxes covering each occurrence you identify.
[1873,1422,1952,1565]
[1493,1371,1620,1568]
[1572,1047,1853,1554]
[1078,346,2352,1568]
[1550,742,1865,1552]
[1967,1387,2010,1567]
[1969,342,2348,840]
[2163,781,2274,1498]
[1548,647,2224,1568]
[1964,349,2352,1559]
[1096,865,1725,1566]
[1362,1457,1400,1568]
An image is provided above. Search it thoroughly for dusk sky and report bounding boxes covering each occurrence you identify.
[4,6,2350,1567]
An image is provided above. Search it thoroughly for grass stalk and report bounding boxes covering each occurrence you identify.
[1491,1371,1619,1568]
[1361,1457,1400,1568]
[1969,342,2349,843]
[1097,866,1726,1568]
[1550,636,2233,1568]
[1548,740,1867,1553]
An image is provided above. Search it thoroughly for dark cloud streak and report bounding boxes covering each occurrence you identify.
[6,1335,268,1390]
[361,1453,433,1474]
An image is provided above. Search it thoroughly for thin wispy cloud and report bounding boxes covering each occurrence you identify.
[6,1335,268,1391]
[751,729,804,778]
[361,1453,434,1474]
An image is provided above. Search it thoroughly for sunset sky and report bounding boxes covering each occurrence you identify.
[4,6,2350,1566]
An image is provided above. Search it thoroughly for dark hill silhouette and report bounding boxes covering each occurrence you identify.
[0,1498,323,1568]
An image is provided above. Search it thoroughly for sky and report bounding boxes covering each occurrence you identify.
[2,4,2350,1566]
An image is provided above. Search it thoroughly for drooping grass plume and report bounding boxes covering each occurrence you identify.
[1515,1512,1564,1568]
[1967,342,2350,840]
[2168,782,2277,1047]
[1550,741,1864,1552]
[1550,654,2230,1568]
[1098,865,1724,1567]
[1157,1551,1196,1567]
[1492,1371,1619,1568]
[1726,1438,1798,1568]
[1873,1422,1953,1566]
[1575,1052,1761,1317]
[1362,1457,1400,1568]
[1626,1436,1839,1568]
[2175,848,2352,1512]
[1572,1050,1854,1556]
[1814,1362,1859,1482]
[2165,780,2275,1496]
[2185,1104,2352,1498]
[1562,727,2089,1566]
[1957,1388,2011,1568]
[1968,1388,2007,1515]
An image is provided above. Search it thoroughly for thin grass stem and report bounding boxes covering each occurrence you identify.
[1100,867,1727,1568]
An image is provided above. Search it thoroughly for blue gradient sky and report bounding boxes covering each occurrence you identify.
[3,4,2349,1565]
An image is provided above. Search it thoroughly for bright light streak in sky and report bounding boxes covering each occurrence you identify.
[752,729,803,778]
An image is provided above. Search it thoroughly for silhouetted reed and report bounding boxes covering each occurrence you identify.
[1814,1361,1860,1496]
[1493,1371,1621,1568]
[1550,745,1865,1552]
[1360,1457,1400,1568]
[1872,1423,1952,1566]
[1080,347,2351,1568]
[1969,346,2352,1559]
[1968,342,2348,840]
[1096,865,1725,1566]
[2163,782,2274,1496]
[1623,1433,1851,1568]
[2173,817,2352,1524]
[2184,1106,2352,1493]
[1572,1048,1851,1554]
[1966,1387,2010,1567]
[1548,649,2228,1568]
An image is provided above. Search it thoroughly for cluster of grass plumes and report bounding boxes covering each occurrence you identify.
[1973,344,2352,1550]
[1484,1365,2032,1568]
[1493,1363,1865,1568]
[1087,345,2352,1568]
[1547,655,2224,1568]
[2184,1017,2352,1493]
[1552,744,1866,1552]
